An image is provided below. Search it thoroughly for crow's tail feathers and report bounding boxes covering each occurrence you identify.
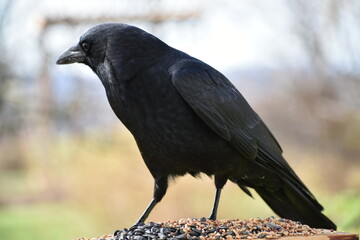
[254,178,337,230]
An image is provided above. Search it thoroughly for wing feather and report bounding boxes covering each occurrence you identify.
[170,60,282,161]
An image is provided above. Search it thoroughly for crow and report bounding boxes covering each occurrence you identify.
[57,23,336,230]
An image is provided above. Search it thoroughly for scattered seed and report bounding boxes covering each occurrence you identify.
[78,217,338,240]
[158,233,167,239]
[266,222,276,229]
[226,230,235,236]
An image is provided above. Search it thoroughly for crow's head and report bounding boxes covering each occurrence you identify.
[57,23,169,82]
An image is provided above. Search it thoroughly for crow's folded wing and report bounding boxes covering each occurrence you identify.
[170,61,282,160]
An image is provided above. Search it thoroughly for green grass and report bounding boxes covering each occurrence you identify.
[0,203,106,240]
[325,190,360,233]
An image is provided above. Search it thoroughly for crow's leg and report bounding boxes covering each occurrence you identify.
[135,176,168,225]
[113,176,168,237]
[209,175,227,220]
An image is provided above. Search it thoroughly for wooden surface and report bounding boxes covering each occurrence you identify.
[82,232,359,240]
[269,232,359,240]
[80,227,359,240]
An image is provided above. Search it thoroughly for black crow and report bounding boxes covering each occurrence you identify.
[57,23,336,230]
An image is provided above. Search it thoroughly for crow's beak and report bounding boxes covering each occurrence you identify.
[56,44,86,65]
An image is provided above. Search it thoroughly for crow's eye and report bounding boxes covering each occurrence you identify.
[81,42,90,52]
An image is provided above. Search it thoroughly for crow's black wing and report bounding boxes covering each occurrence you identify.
[170,60,308,190]
[170,60,282,159]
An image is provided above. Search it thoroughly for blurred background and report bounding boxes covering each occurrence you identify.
[0,0,359,239]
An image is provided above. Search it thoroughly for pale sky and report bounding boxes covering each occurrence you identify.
[3,0,358,79]
[3,0,305,77]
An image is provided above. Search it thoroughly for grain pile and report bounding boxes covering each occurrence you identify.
[80,217,336,240]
